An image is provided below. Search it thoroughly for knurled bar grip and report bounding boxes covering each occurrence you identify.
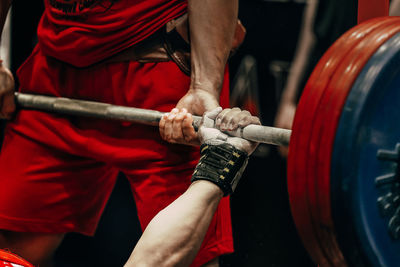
[14,93,291,147]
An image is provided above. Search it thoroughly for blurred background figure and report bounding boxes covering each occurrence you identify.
[274,0,400,157]
[230,55,260,117]
[274,0,358,158]
[222,1,314,266]
[274,0,400,158]
[273,0,318,157]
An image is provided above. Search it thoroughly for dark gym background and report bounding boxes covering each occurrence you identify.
[2,1,317,266]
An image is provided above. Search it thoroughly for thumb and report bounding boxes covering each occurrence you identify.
[201,107,222,128]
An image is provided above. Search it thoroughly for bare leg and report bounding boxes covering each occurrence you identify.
[0,230,64,267]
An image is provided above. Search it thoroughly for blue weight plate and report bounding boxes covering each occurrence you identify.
[331,32,400,266]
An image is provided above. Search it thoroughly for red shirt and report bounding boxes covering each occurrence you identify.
[38,0,187,67]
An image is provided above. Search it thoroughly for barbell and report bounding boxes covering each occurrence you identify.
[8,16,400,267]
[14,92,291,147]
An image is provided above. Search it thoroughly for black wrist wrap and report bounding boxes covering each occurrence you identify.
[191,143,249,196]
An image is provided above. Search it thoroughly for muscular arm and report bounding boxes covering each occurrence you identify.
[176,0,238,115]
[125,181,223,267]
[131,108,259,266]
[188,0,238,100]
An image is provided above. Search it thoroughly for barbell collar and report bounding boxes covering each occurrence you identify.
[14,92,291,147]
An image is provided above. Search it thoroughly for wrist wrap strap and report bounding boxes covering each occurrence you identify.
[191,143,249,196]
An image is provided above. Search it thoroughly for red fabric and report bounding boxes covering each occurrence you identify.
[38,0,187,67]
[0,46,233,266]
[0,250,34,267]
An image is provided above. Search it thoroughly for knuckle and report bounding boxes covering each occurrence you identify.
[232,115,240,123]
[238,118,249,128]
[172,133,182,140]
[242,110,251,116]
[219,109,230,117]
[227,116,235,124]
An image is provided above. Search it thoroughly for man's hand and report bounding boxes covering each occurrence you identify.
[199,107,260,155]
[175,88,219,116]
[191,107,260,196]
[159,107,199,146]
[159,88,219,145]
[0,64,15,119]
[159,106,261,153]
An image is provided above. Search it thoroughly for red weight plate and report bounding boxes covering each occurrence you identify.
[304,18,400,266]
[0,249,34,267]
[287,16,400,266]
[309,18,400,266]
[288,18,389,265]
[307,18,400,265]
[288,17,394,265]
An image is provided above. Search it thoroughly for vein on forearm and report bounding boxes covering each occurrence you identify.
[188,0,238,95]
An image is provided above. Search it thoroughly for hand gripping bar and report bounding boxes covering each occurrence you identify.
[14,93,291,147]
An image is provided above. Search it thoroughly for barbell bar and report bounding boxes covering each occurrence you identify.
[14,92,292,147]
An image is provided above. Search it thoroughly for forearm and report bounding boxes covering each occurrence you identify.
[188,0,238,97]
[0,0,11,39]
[125,181,223,267]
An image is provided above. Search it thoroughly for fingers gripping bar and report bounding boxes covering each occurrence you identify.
[14,93,291,147]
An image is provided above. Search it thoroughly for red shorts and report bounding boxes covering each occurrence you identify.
[0,46,233,266]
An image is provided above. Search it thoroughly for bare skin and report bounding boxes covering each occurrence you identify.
[163,0,239,145]
[125,180,224,267]
[127,108,258,267]
[159,108,199,146]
